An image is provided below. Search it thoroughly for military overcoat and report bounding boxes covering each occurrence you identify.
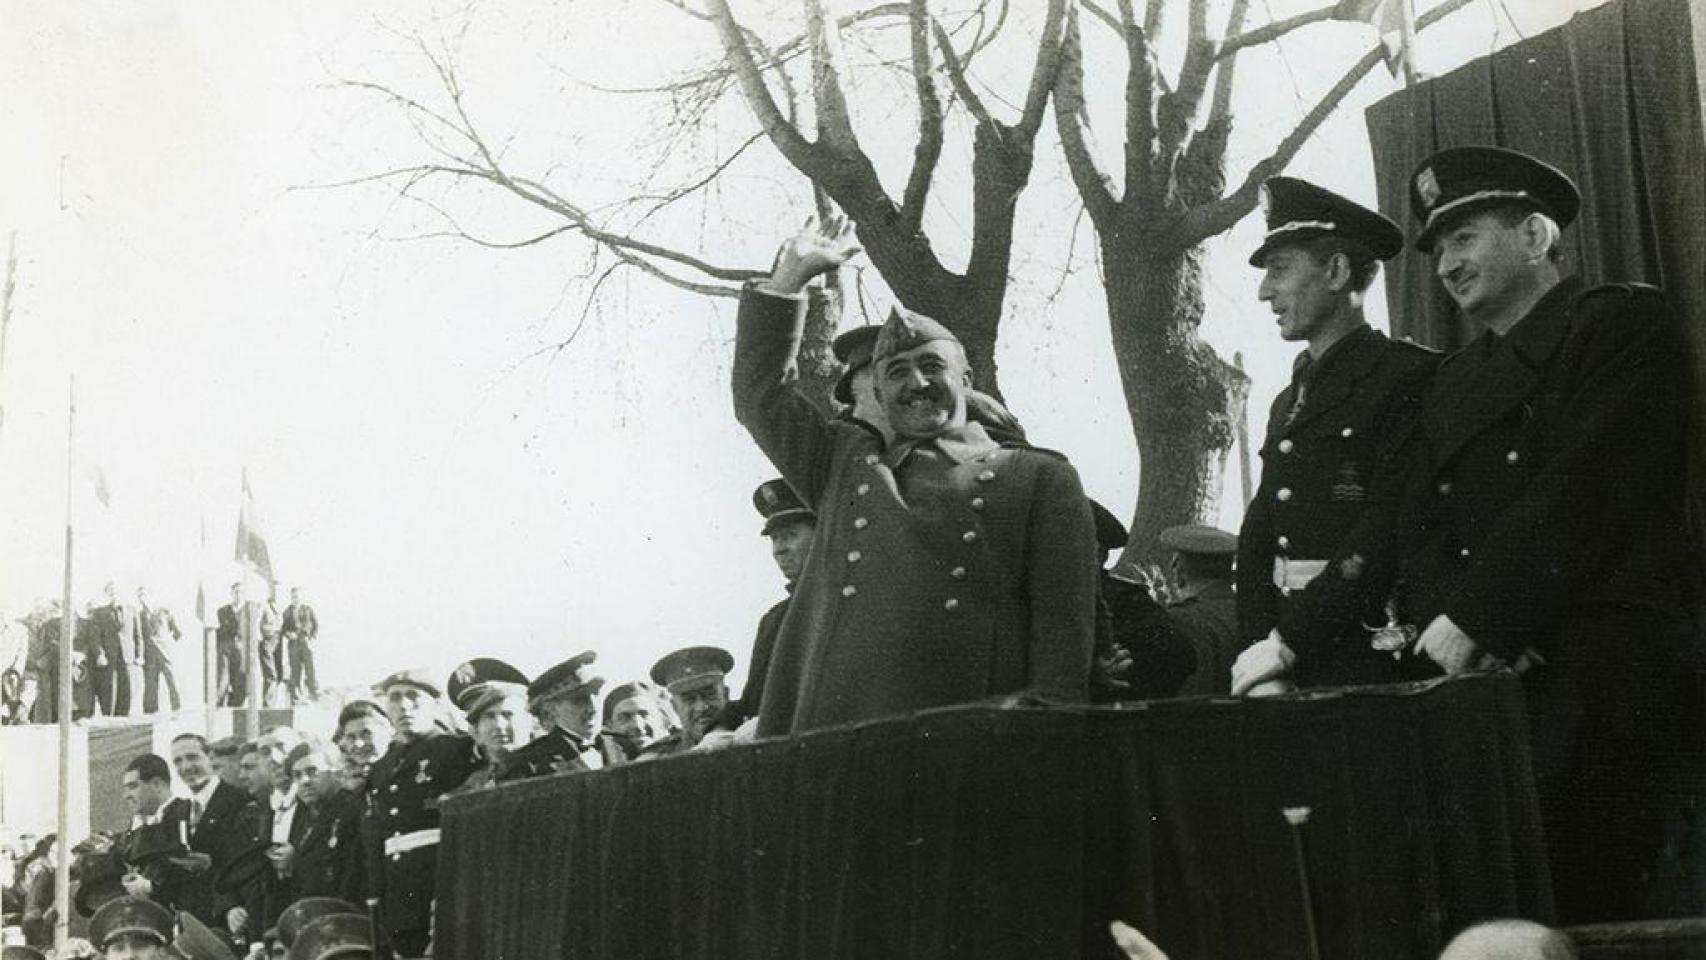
[734,286,1098,736]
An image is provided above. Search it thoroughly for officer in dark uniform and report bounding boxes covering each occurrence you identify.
[729,479,816,727]
[1159,525,1242,696]
[1231,176,1441,695]
[444,658,535,790]
[88,894,175,959]
[497,652,627,780]
[361,669,477,960]
[1397,146,1703,922]
[1089,503,1195,702]
[641,646,736,758]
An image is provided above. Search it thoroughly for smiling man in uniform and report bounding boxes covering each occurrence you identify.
[733,215,1098,735]
[1230,176,1440,695]
[1396,146,1703,921]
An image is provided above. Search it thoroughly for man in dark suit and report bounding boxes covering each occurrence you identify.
[91,583,142,716]
[135,587,181,714]
[282,741,365,904]
[362,669,479,959]
[1230,177,1441,695]
[1397,146,1703,921]
[281,587,320,704]
[161,733,263,934]
[215,583,258,707]
[734,215,1098,736]
[499,652,627,778]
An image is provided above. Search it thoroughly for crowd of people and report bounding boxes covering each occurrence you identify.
[0,142,1700,959]
[0,583,321,726]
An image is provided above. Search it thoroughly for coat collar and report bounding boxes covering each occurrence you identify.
[1268,324,1385,439]
[885,420,999,468]
[1424,277,1580,471]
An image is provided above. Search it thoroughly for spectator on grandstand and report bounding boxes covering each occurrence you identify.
[283,742,364,903]
[332,701,391,785]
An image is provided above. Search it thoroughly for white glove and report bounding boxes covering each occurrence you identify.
[1417,615,1479,674]
[1110,920,1170,960]
[1230,631,1296,696]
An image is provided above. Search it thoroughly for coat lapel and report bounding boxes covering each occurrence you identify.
[1424,279,1578,472]
[1266,326,1385,446]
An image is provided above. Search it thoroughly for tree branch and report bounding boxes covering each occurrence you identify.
[1171,0,1479,247]
[1206,0,1250,131]
[900,0,946,231]
[1016,0,1067,138]
[1157,0,1217,165]
[1118,0,1159,202]
[704,0,820,171]
[1053,7,1120,230]
[1216,2,1339,60]
[804,0,860,152]
[932,17,997,127]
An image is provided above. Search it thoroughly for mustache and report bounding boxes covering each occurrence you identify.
[897,383,949,404]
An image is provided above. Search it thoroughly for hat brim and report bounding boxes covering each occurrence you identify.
[1414,194,1561,253]
[531,676,606,705]
[832,359,869,405]
[761,508,815,537]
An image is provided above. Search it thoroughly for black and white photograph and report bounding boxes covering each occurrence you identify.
[0,0,1702,957]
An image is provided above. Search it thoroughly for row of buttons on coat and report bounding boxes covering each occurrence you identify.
[840,453,995,610]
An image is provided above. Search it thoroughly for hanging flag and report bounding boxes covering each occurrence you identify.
[235,469,274,584]
[1333,0,1412,77]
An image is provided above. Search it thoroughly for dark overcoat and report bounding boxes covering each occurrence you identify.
[733,285,1098,737]
[1395,278,1704,922]
[1236,324,1440,686]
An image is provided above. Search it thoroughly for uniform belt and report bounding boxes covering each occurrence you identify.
[1273,558,1328,593]
[383,828,440,857]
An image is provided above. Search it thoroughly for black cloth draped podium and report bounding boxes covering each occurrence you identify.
[436,674,1550,960]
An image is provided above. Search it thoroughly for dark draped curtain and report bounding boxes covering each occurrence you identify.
[1365,0,1706,524]
[437,675,1549,960]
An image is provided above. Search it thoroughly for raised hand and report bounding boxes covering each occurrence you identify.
[767,214,862,295]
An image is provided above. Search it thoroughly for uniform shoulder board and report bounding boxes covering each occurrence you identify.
[1389,335,1443,357]
[1001,440,1069,461]
[1576,281,1665,305]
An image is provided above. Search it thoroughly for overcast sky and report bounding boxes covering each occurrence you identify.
[0,0,1594,704]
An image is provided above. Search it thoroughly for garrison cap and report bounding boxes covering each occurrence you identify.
[373,668,440,699]
[1251,176,1403,267]
[831,325,880,404]
[1158,524,1239,557]
[601,680,671,725]
[173,911,239,960]
[1090,501,1129,556]
[529,651,605,705]
[872,305,960,363]
[446,658,530,714]
[88,895,174,948]
[753,478,815,536]
[288,913,373,960]
[1410,145,1580,252]
[277,898,363,949]
[3,947,48,960]
[650,646,734,694]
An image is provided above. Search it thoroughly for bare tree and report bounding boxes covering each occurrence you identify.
[1052,0,1476,559]
[334,0,1476,560]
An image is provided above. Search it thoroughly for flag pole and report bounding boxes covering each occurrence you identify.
[54,375,76,952]
[243,470,261,739]
[1398,0,1418,87]
[201,516,217,737]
